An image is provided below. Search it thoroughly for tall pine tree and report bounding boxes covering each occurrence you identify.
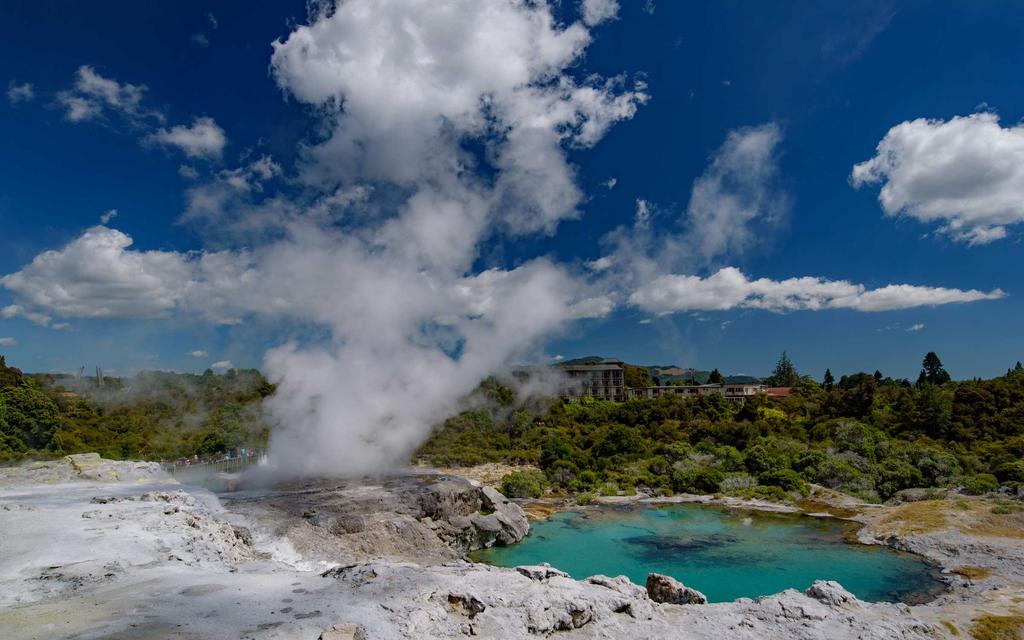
[768,351,800,387]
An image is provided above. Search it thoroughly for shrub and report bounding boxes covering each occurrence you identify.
[575,491,596,505]
[831,419,879,459]
[547,460,580,487]
[578,469,599,488]
[539,434,576,469]
[961,473,999,495]
[598,482,620,496]
[500,470,547,499]
[793,449,827,475]
[594,423,644,457]
[995,461,1024,483]
[713,446,745,472]
[0,386,59,451]
[718,472,757,493]
[751,485,790,502]
[757,406,787,424]
[758,469,808,494]
[672,466,725,494]
[873,458,924,500]
[744,444,788,474]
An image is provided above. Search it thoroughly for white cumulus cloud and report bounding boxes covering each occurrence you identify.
[629,267,1005,315]
[852,112,1024,245]
[0,337,17,347]
[1,226,200,320]
[2,304,52,327]
[56,65,157,124]
[210,360,233,370]
[270,0,646,235]
[581,0,619,26]
[188,350,208,358]
[7,81,34,104]
[147,116,227,159]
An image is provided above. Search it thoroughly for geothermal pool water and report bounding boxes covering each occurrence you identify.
[472,505,944,603]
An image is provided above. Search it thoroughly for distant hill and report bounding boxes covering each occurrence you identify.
[646,365,708,384]
[556,356,606,367]
[555,356,761,385]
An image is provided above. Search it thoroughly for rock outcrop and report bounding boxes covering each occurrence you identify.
[0,452,169,485]
[225,472,529,565]
[318,623,367,640]
[515,563,570,581]
[645,572,708,604]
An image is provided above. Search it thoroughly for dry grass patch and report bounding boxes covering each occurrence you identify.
[521,502,559,521]
[433,462,542,487]
[877,498,1024,539]
[969,614,1024,640]
[968,508,1024,539]
[951,566,994,581]
[879,500,951,534]
[941,619,961,636]
[794,498,861,519]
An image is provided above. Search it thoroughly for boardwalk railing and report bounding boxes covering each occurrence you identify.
[163,449,265,475]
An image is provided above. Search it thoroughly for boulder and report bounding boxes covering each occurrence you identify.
[318,624,366,640]
[64,453,167,482]
[418,478,482,520]
[516,563,571,581]
[433,485,530,552]
[447,592,487,618]
[758,589,830,621]
[587,574,654,619]
[645,573,708,605]
[805,580,860,609]
[480,485,530,544]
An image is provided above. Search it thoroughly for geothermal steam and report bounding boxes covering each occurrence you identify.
[249,0,642,476]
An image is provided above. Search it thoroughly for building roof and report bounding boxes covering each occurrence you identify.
[563,366,623,372]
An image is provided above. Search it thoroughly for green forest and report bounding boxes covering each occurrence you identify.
[0,355,273,462]
[3,351,1024,506]
[419,353,1024,503]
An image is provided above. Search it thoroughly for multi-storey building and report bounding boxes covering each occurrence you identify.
[627,383,781,402]
[561,358,626,402]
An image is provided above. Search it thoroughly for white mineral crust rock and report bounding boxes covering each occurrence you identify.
[0,455,1009,640]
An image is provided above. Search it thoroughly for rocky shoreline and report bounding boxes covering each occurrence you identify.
[1,455,1021,639]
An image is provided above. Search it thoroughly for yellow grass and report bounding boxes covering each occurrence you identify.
[794,498,860,519]
[877,499,1024,539]
[941,620,961,636]
[951,566,994,581]
[521,502,559,521]
[969,614,1024,640]
[879,500,950,534]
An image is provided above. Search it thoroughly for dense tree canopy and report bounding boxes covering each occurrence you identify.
[420,353,1024,503]
[4,349,1024,508]
[0,355,273,462]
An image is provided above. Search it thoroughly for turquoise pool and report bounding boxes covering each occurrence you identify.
[472,505,944,603]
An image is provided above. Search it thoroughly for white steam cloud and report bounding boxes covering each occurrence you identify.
[255,0,644,476]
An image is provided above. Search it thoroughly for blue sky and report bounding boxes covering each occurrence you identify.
[1,0,1022,381]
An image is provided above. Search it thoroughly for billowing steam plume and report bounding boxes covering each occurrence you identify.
[245,0,644,476]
